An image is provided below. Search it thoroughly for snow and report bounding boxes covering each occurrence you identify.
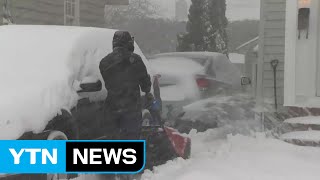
[284,116,320,125]
[149,57,204,76]
[150,57,204,101]
[159,85,185,101]
[0,25,150,140]
[253,44,259,52]
[228,53,245,64]
[182,94,255,124]
[141,121,320,180]
[153,51,227,60]
[152,52,242,88]
[281,131,320,142]
[73,117,320,180]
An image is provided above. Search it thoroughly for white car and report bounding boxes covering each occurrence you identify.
[149,52,244,120]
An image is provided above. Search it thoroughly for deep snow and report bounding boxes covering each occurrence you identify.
[141,121,320,180]
[75,117,320,180]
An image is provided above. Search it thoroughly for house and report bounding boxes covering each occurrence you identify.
[258,0,320,123]
[236,37,259,96]
[0,0,106,27]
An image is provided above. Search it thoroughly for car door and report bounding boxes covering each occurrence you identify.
[71,97,105,140]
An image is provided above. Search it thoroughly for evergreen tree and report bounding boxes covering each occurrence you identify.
[204,0,229,55]
[177,0,229,55]
[177,0,206,51]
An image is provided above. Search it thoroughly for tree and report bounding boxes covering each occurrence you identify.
[177,0,229,55]
[204,0,228,55]
[177,0,206,51]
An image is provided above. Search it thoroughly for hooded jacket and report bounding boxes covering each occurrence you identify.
[99,31,151,112]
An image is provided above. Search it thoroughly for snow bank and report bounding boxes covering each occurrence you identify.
[0,25,149,140]
[142,124,320,180]
[284,116,320,125]
[281,131,320,142]
[182,94,256,124]
[75,119,320,180]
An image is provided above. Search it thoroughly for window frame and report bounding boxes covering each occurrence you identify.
[64,0,80,26]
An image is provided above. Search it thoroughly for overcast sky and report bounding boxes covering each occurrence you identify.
[154,0,260,21]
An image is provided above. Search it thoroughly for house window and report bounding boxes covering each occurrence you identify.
[64,0,79,26]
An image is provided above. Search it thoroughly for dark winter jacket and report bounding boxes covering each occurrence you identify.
[99,31,151,113]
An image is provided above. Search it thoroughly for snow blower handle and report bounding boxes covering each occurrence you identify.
[144,93,165,127]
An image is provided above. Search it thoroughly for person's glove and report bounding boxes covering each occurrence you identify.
[145,92,155,108]
[146,92,154,101]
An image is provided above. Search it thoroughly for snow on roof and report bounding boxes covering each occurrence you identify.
[0,25,148,140]
[281,131,320,142]
[228,53,245,64]
[284,116,320,125]
[151,51,228,60]
[236,36,259,51]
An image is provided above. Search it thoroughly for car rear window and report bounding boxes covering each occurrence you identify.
[189,58,216,77]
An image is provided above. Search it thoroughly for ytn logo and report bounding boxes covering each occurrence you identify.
[66,141,145,173]
[0,140,145,174]
[9,148,57,165]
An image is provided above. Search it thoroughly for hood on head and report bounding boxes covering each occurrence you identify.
[112,30,134,51]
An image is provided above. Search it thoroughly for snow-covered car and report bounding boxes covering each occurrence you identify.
[149,52,244,121]
[0,25,190,179]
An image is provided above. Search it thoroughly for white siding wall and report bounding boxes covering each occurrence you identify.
[0,0,106,27]
[10,0,64,25]
[80,0,106,27]
[258,0,286,109]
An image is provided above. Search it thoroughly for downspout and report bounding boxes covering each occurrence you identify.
[271,59,279,110]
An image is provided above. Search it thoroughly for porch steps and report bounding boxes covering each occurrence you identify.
[280,116,320,147]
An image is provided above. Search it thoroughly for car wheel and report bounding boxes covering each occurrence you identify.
[45,131,70,180]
